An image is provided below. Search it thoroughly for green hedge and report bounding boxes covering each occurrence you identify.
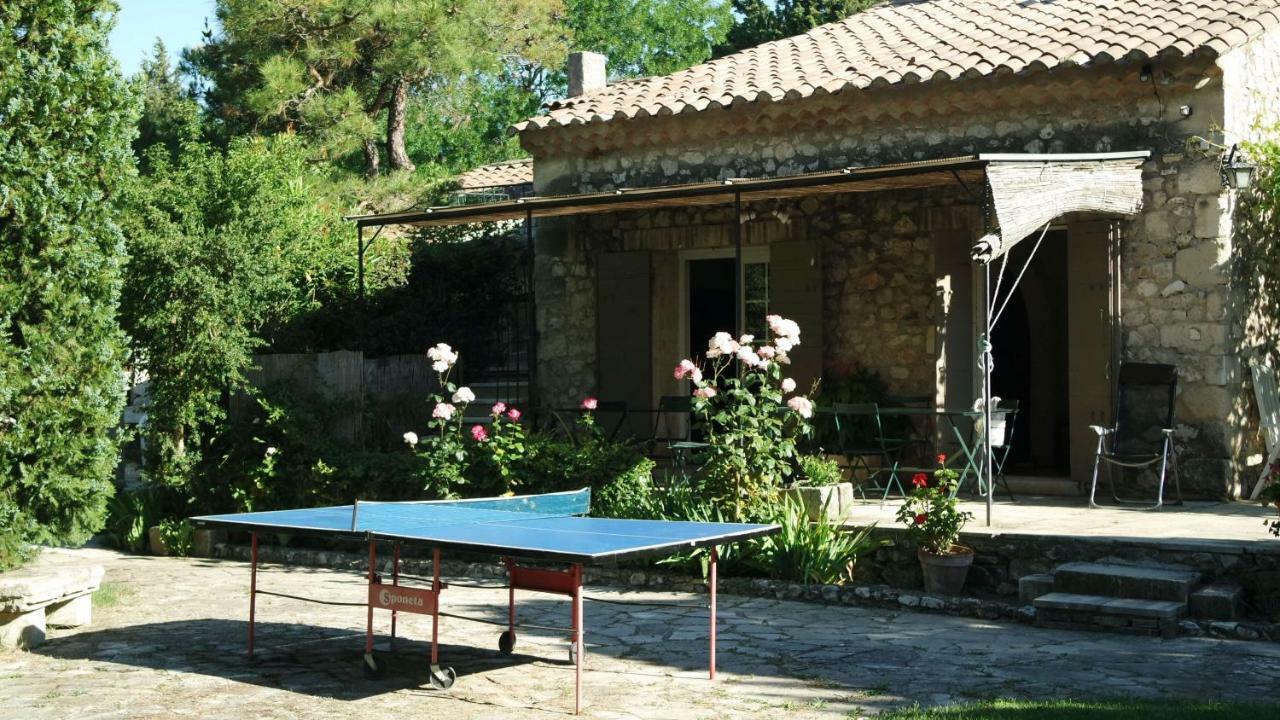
[0,2,136,567]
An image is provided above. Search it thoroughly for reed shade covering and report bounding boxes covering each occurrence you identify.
[971,157,1147,262]
[346,152,1150,235]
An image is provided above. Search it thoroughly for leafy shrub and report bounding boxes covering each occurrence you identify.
[156,519,194,557]
[747,497,881,584]
[105,489,163,553]
[0,2,137,567]
[799,455,844,486]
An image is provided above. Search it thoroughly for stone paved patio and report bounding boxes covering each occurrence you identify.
[3,547,1279,719]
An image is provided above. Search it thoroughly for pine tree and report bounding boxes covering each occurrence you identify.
[0,1,136,567]
[718,0,877,55]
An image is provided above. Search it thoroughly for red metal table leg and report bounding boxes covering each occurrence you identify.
[365,541,377,657]
[248,531,258,658]
[709,546,717,680]
[506,559,516,638]
[391,543,400,650]
[572,563,583,715]
[431,547,441,667]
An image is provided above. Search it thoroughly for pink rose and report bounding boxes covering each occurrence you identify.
[432,402,456,420]
[470,425,489,442]
[507,408,522,421]
[581,396,598,411]
[786,395,813,419]
[491,401,507,416]
[673,359,702,382]
[781,377,797,393]
[757,345,776,359]
[693,386,717,399]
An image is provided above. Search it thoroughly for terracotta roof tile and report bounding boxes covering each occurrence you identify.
[454,158,533,189]
[517,0,1280,133]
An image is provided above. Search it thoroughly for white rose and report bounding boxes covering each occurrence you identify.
[452,386,476,404]
[781,378,796,393]
[432,360,449,373]
[775,337,793,353]
[403,431,419,446]
[786,395,813,419]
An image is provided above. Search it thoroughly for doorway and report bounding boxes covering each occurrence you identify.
[687,258,736,361]
[680,247,770,361]
[990,230,1071,475]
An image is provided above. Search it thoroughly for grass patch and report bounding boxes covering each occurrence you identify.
[93,581,133,610]
[880,699,1277,720]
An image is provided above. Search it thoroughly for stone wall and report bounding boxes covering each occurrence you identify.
[524,53,1272,494]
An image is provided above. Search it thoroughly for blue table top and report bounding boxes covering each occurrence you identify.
[191,489,777,564]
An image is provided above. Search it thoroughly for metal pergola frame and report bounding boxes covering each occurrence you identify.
[347,151,1152,526]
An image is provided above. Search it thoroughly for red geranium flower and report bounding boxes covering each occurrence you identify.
[912,473,929,488]
[914,513,928,525]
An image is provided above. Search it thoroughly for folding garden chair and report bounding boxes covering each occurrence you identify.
[1248,353,1280,500]
[832,403,905,504]
[1088,363,1182,510]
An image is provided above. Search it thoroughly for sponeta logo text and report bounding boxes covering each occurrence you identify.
[379,589,424,607]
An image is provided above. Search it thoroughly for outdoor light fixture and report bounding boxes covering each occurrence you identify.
[1221,144,1257,190]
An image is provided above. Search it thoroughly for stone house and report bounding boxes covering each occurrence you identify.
[357,0,1280,499]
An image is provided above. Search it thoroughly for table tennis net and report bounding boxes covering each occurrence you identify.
[349,488,592,532]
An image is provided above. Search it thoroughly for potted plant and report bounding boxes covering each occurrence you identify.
[785,454,854,522]
[896,455,975,595]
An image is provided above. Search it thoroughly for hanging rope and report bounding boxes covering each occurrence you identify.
[991,220,1053,327]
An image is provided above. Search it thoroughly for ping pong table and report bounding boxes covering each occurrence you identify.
[191,488,777,714]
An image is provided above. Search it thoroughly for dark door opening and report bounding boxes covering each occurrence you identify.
[688,258,736,361]
[990,231,1071,475]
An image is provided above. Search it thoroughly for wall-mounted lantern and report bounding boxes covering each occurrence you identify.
[1221,144,1257,190]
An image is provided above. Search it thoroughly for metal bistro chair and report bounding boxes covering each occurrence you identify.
[832,403,906,504]
[986,399,1019,502]
[648,395,708,473]
[1088,363,1183,510]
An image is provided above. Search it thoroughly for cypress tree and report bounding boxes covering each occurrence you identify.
[0,1,136,567]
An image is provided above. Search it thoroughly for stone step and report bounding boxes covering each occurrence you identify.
[1052,561,1200,602]
[1189,583,1243,620]
[1034,592,1186,638]
[1018,573,1055,604]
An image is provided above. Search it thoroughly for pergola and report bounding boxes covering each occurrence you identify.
[348,151,1150,525]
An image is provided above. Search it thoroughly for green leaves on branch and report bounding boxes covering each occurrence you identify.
[120,135,347,490]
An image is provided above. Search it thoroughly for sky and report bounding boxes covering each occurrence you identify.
[108,0,218,76]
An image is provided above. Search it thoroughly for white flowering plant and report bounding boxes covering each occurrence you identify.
[674,315,813,521]
[402,342,477,498]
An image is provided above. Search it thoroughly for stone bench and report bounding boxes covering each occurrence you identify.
[0,564,104,649]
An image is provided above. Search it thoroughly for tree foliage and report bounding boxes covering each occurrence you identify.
[132,39,202,167]
[718,0,876,55]
[567,0,731,78]
[120,135,348,489]
[0,0,136,567]
[188,0,567,177]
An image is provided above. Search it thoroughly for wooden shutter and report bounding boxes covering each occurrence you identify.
[769,238,824,394]
[596,251,652,437]
[1066,219,1116,486]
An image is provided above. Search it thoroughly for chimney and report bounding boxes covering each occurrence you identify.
[567,51,607,97]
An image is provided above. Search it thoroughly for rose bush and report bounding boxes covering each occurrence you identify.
[403,342,477,498]
[675,315,813,521]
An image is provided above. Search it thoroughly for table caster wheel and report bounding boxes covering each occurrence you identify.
[498,630,516,655]
[362,652,383,679]
[429,664,456,690]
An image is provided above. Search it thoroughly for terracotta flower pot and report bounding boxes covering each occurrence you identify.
[917,546,974,595]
